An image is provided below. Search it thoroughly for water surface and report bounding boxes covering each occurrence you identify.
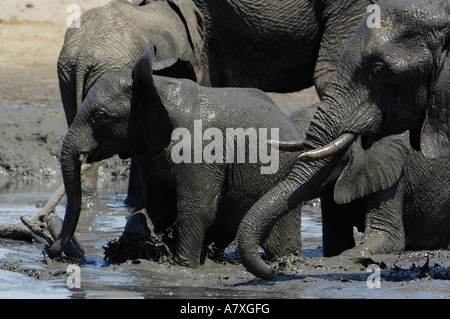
[0,183,448,299]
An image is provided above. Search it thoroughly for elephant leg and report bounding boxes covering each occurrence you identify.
[261,206,302,260]
[321,190,356,257]
[123,157,146,209]
[80,161,109,211]
[342,180,405,258]
[174,197,218,268]
[173,171,223,268]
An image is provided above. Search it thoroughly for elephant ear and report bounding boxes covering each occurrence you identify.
[152,58,197,82]
[167,0,205,59]
[132,46,173,153]
[333,133,410,205]
[420,40,450,158]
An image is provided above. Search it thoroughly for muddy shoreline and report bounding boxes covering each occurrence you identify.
[0,0,448,299]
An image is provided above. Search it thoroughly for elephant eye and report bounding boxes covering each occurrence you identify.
[370,62,385,78]
[92,111,107,124]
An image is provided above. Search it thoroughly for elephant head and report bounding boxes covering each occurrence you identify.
[47,47,195,258]
[237,0,450,279]
[58,0,204,126]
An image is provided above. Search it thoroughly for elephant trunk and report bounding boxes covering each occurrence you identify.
[237,83,373,279]
[237,155,338,279]
[237,178,304,279]
[47,128,91,258]
[237,101,351,279]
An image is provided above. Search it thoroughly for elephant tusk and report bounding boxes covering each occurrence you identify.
[298,133,357,162]
[267,140,304,152]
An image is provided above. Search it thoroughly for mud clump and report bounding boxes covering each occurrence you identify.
[104,209,173,264]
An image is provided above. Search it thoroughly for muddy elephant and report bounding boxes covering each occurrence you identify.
[57,0,375,208]
[237,0,450,279]
[47,47,308,267]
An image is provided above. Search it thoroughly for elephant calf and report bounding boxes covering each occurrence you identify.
[48,47,304,268]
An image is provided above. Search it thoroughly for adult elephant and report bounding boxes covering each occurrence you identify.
[47,48,307,268]
[237,0,450,279]
[193,0,375,96]
[57,0,374,207]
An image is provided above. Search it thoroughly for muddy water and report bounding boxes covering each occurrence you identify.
[0,182,449,300]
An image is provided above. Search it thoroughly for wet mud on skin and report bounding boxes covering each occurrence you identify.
[0,0,449,299]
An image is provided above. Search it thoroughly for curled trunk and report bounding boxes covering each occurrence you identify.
[237,156,336,279]
[237,178,303,279]
[237,100,353,279]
